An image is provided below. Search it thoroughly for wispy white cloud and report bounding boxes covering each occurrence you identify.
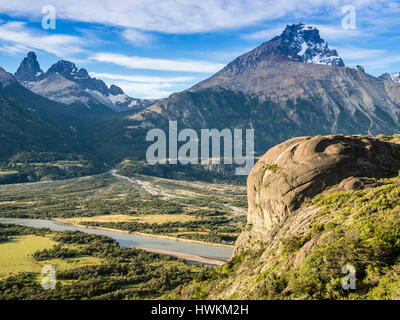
[337,47,385,60]
[353,54,400,74]
[332,46,400,75]
[0,43,30,55]
[89,72,197,99]
[91,53,225,73]
[242,26,285,40]
[89,72,196,83]
[110,81,180,99]
[242,24,365,42]
[121,29,156,47]
[316,25,365,40]
[0,0,381,34]
[0,21,85,57]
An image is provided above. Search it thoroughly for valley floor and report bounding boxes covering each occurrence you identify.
[0,169,247,245]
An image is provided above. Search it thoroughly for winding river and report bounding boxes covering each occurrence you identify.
[0,218,233,264]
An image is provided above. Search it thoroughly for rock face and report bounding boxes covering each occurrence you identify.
[109,84,124,96]
[0,67,17,88]
[187,135,400,300]
[236,135,400,253]
[14,52,43,82]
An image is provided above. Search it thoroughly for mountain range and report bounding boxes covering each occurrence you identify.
[1,23,400,174]
[108,23,400,163]
[14,52,155,113]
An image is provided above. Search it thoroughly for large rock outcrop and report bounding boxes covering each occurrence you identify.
[235,135,400,254]
[181,135,400,300]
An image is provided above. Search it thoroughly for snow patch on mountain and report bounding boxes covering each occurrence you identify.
[380,72,400,83]
[108,93,130,105]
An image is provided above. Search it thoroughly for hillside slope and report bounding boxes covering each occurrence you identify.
[0,67,106,182]
[0,67,83,159]
[175,135,400,299]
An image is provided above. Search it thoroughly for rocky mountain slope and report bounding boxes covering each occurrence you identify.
[0,66,85,159]
[18,24,399,168]
[122,24,400,161]
[178,134,400,299]
[15,52,155,113]
[0,66,110,182]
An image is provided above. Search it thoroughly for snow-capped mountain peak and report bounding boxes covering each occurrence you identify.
[47,60,78,77]
[277,23,345,66]
[14,52,156,112]
[216,23,345,78]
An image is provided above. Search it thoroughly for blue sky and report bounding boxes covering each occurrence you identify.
[0,0,399,99]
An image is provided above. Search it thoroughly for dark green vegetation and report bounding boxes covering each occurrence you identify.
[0,172,246,245]
[116,160,246,185]
[0,224,207,300]
[86,89,312,165]
[0,80,82,161]
[0,152,104,184]
[0,223,49,242]
[176,173,400,299]
[103,87,400,167]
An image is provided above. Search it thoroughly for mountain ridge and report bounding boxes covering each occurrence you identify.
[380,72,400,83]
[0,67,83,159]
[124,23,400,162]
[14,52,156,112]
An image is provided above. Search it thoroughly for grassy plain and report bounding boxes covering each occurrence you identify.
[0,235,103,278]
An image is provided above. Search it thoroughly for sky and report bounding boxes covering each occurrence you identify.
[0,0,399,99]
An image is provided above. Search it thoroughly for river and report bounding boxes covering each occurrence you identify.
[0,218,233,265]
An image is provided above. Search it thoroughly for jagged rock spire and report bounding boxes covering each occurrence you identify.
[14,52,43,82]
